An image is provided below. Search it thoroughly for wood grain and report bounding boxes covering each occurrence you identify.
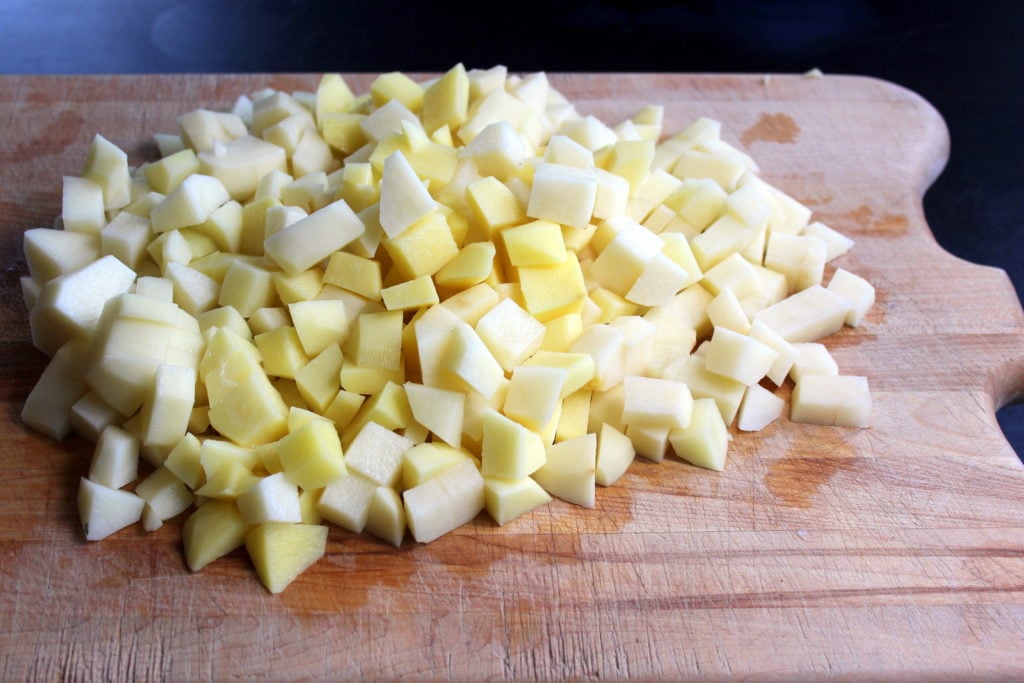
[1,73,1023,681]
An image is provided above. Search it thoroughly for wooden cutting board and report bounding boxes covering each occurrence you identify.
[1,73,1023,680]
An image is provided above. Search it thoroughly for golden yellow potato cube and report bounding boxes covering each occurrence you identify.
[320,113,367,154]
[465,176,526,242]
[502,220,566,267]
[245,522,328,594]
[316,73,355,122]
[340,361,405,397]
[435,242,495,290]
[422,63,469,134]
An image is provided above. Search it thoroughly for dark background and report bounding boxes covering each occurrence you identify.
[2,0,1022,456]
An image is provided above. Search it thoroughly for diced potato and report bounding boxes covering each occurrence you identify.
[246,522,328,594]
[403,458,484,543]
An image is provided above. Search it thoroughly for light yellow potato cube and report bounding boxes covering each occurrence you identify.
[264,198,365,276]
[340,381,412,444]
[371,71,424,112]
[596,423,635,487]
[182,499,247,571]
[439,283,500,325]
[365,486,406,547]
[403,458,484,544]
[323,251,382,301]
[503,365,566,432]
[344,421,414,489]
[668,397,729,471]
[435,242,495,290]
[288,299,348,357]
[62,175,106,234]
[322,389,365,432]
[218,258,277,318]
[381,275,439,311]
[402,442,474,490]
[379,151,436,239]
[752,285,852,343]
[144,148,200,194]
[150,174,230,233]
[475,298,546,372]
[664,178,727,231]
[827,268,875,326]
[317,470,378,533]
[541,313,583,352]
[706,289,751,334]
[664,354,745,427]
[527,163,597,230]
[320,113,367,154]
[690,214,751,271]
[135,466,193,523]
[484,476,552,526]
[607,139,655,195]
[245,522,327,594]
[459,121,527,180]
[532,433,596,508]
[789,342,839,383]
[343,310,402,372]
[441,322,505,400]
[164,433,203,490]
[271,267,323,305]
[626,424,670,462]
[202,327,289,447]
[24,227,101,284]
[404,382,465,448]
[99,212,152,271]
[294,344,343,413]
[248,307,289,336]
[791,375,871,428]
[82,134,131,210]
[277,420,346,490]
[138,364,195,447]
[621,376,693,429]
[481,408,545,479]
[555,389,591,442]
[340,361,405,397]
[200,135,288,202]
[255,326,310,379]
[736,383,785,432]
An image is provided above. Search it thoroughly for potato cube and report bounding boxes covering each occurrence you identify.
[277,420,346,490]
[264,198,365,275]
[365,486,407,547]
[668,397,729,471]
[317,471,378,533]
[182,499,247,571]
[78,478,145,541]
[403,458,484,543]
[481,408,545,479]
[484,476,552,526]
[532,433,596,508]
[791,375,871,428]
[475,298,546,372]
[344,421,414,489]
[245,522,327,594]
[527,163,597,230]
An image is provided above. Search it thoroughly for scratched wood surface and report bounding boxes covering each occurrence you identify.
[1,73,1023,681]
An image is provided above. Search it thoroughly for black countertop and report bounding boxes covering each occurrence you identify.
[3,0,1022,456]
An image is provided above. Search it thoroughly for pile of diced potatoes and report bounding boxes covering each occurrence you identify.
[20,65,874,594]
